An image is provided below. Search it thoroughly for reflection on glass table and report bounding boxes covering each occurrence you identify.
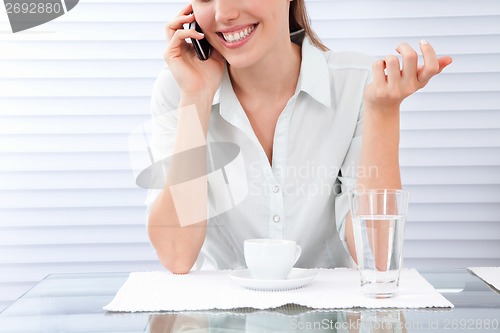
[147,309,410,333]
[0,269,499,332]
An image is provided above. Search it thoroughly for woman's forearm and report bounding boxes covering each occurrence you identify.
[358,106,402,190]
[148,95,213,274]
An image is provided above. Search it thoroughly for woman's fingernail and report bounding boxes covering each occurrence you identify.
[420,39,429,46]
[198,32,204,37]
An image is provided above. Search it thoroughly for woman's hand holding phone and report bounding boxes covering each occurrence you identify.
[164,3,224,101]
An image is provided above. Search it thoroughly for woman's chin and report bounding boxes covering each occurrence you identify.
[223,55,257,70]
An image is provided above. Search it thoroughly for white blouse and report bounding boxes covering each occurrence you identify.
[145,35,374,270]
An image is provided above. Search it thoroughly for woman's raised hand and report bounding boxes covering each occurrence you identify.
[164,3,225,99]
[364,41,453,111]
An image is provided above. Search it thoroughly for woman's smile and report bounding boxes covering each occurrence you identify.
[216,23,258,48]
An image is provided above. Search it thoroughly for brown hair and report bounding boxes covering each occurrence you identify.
[289,0,329,51]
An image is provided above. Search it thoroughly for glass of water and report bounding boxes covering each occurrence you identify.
[348,189,410,298]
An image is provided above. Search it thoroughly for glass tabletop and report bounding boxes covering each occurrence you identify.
[0,269,499,332]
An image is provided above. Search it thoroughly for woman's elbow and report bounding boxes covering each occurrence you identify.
[161,258,195,275]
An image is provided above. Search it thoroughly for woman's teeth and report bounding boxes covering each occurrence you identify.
[221,25,255,43]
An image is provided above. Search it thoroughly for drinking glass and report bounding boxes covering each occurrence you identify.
[348,189,410,298]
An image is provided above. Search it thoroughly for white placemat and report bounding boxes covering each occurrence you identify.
[468,267,500,291]
[103,268,453,312]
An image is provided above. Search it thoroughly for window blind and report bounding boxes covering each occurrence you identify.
[1,0,499,311]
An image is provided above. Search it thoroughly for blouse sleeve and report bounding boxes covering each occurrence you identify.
[334,60,373,255]
[334,112,363,254]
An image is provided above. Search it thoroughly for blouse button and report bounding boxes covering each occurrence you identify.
[272,185,280,193]
[273,215,281,223]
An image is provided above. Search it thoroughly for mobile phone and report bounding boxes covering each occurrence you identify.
[189,20,211,61]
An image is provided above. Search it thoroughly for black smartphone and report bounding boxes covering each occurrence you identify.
[189,20,211,61]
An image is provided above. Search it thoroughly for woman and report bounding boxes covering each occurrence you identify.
[146,0,452,273]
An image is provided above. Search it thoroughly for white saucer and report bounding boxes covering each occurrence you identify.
[229,268,317,291]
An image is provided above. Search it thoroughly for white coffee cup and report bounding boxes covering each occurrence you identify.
[244,239,302,280]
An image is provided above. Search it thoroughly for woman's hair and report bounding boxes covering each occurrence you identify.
[289,0,329,51]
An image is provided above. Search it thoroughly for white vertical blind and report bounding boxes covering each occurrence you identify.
[1,0,499,311]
